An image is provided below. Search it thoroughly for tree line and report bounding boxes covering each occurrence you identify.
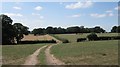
[32,26,106,35]
[1,14,120,45]
[31,26,120,36]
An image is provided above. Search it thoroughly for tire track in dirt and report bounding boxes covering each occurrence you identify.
[23,45,47,65]
[45,44,65,65]
[45,35,65,65]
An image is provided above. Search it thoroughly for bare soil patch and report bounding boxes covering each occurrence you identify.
[23,45,47,65]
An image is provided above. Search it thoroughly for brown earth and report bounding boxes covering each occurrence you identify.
[23,34,64,65]
[21,34,53,41]
[45,44,65,65]
[23,45,47,65]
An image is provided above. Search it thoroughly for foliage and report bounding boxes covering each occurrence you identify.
[13,23,29,43]
[1,14,16,45]
[87,33,98,41]
[1,14,29,44]
[77,38,86,42]
[32,26,106,35]
[111,26,120,33]
[19,39,56,44]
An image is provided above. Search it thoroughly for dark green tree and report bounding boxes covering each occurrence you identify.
[111,26,117,33]
[87,33,98,41]
[1,14,16,45]
[13,23,29,43]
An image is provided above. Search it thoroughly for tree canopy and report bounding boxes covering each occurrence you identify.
[1,14,29,45]
[111,26,120,33]
[32,26,106,35]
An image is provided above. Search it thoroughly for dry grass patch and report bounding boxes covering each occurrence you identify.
[21,34,53,41]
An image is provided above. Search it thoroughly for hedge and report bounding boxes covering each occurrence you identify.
[19,39,56,44]
[77,36,120,42]
[77,38,86,42]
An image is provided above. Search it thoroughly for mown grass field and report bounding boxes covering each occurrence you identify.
[54,33,119,42]
[2,44,47,65]
[51,40,118,65]
[51,33,119,65]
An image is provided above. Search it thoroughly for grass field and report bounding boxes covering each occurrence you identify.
[51,40,118,65]
[38,45,49,65]
[2,44,47,65]
[54,33,119,42]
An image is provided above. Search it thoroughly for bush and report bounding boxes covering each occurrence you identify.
[98,36,112,40]
[19,39,56,44]
[77,38,86,42]
[87,33,98,41]
[111,36,120,40]
[61,39,69,43]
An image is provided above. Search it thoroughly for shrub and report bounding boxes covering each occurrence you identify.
[87,33,98,41]
[98,36,112,40]
[19,39,56,44]
[77,38,86,42]
[111,36,120,40]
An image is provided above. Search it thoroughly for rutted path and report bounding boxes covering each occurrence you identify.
[45,44,65,65]
[23,45,47,65]
[45,35,65,65]
[23,34,65,65]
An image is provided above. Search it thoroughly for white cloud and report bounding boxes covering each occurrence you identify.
[65,1,93,9]
[4,13,23,17]
[32,13,40,16]
[32,13,44,19]
[106,10,112,13]
[39,16,44,19]
[108,13,114,17]
[13,6,21,10]
[34,6,43,10]
[90,13,114,18]
[114,6,120,10]
[90,13,106,18]
[69,14,81,18]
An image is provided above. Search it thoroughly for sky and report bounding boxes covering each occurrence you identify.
[1,1,119,32]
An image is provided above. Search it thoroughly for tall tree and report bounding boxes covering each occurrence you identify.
[1,14,16,45]
[13,23,29,43]
[111,26,117,33]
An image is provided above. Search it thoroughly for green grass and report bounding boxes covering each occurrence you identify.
[54,33,119,43]
[51,40,118,65]
[38,45,49,65]
[2,44,46,65]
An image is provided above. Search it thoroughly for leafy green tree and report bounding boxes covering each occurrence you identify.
[13,23,29,43]
[111,26,117,33]
[1,14,16,45]
[94,26,105,33]
[46,26,54,34]
[32,28,44,36]
[87,33,98,41]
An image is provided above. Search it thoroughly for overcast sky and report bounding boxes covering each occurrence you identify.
[1,2,119,32]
